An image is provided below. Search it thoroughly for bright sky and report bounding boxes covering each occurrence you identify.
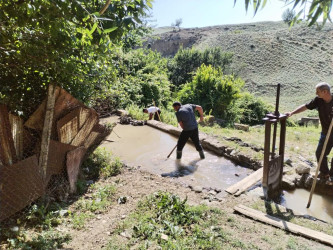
[150,0,294,28]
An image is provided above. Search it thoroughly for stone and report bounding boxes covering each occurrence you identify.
[59,209,69,216]
[117,196,127,204]
[282,176,296,190]
[86,180,94,185]
[161,234,169,241]
[234,123,249,132]
[192,186,203,193]
[296,163,311,175]
[208,190,217,196]
[284,158,292,165]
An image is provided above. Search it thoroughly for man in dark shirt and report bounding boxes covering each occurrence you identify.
[172,102,205,159]
[286,82,333,180]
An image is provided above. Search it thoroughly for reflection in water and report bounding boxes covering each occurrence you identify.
[281,189,333,223]
[101,117,252,195]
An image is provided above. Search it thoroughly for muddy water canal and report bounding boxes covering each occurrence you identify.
[101,117,333,224]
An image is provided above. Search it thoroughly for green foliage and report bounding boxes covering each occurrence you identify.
[116,49,172,107]
[0,0,152,117]
[178,64,244,120]
[107,191,254,249]
[71,183,116,229]
[168,47,233,87]
[4,231,71,250]
[239,0,333,27]
[82,148,123,180]
[233,92,272,125]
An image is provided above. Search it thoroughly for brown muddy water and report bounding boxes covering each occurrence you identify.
[101,117,333,224]
[101,117,252,194]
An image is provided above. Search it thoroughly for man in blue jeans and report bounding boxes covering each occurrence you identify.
[286,82,333,181]
[172,102,205,159]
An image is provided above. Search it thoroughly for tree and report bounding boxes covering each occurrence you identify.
[0,0,153,117]
[237,0,333,26]
[282,8,296,25]
[171,18,183,31]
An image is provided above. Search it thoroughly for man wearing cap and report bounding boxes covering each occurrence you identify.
[286,82,333,181]
[172,101,205,159]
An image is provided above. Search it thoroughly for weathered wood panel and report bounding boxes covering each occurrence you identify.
[0,105,17,165]
[0,155,44,222]
[46,140,77,183]
[225,168,263,196]
[57,107,91,144]
[71,109,98,147]
[9,114,24,160]
[66,147,86,193]
[234,204,333,247]
[39,84,57,178]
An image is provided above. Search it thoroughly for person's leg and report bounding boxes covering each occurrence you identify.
[177,130,191,159]
[189,128,204,158]
[328,134,333,176]
[316,132,330,176]
[154,110,161,121]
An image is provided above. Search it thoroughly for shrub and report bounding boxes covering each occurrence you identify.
[233,92,272,125]
[82,148,123,180]
[178,64,244,121]
[168,47,233,87]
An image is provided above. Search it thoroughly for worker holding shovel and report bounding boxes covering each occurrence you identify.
[286,82,333,181]
[172,101,205,160]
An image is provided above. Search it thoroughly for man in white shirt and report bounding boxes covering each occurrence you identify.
[143,106,161,120]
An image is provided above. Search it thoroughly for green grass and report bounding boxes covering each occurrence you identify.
[70,183,116,229]
[106,191,257,249]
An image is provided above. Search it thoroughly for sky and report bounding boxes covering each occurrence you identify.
[150,0,295,28]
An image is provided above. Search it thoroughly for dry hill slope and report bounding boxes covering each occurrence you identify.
[148,22,333,111]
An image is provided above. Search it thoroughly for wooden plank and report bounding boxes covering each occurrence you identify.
[66,147,86,194]
[46,140,77,182]
[0,155,44,222]
[225,168,263,196]
[57,107,91,144]
[71,109,98,147]
[234,204,333,247]
[9,114,24,160]
[39,83,57,178]
[0,105,17,165]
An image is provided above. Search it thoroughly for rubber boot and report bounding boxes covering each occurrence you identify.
[199,150,205,159]
[176,150,182,159]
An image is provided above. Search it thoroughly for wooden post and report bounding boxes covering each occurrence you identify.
[0,105,17,165]
[262,120,271,188]
[39,83,56,179]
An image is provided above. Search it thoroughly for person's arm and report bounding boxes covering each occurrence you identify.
[178,121,184,129]
[285,104,307,117]
[195,105,204,122]
[149,113,153,120]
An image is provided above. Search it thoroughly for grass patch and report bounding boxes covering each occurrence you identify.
[70,183,117,229]
[106,191,257,249]
[82,147,124,181]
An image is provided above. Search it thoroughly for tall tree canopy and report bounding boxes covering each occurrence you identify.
[0,0,153,116]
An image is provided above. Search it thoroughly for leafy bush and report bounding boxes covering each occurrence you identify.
[115,49,172,107]
[178,64,244,120]
[168,47,233,87]
[82,148,123,180]
[233,92,272,125]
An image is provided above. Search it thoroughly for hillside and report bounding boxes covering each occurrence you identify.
[147,22,333,112]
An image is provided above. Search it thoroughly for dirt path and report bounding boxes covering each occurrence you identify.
[63,166,331,250]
